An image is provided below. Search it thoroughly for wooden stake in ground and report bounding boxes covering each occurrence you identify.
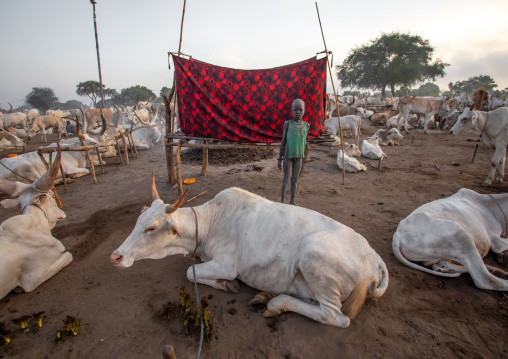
[315,2,346,185]
[201,140,209,176]
[472,143,479,163]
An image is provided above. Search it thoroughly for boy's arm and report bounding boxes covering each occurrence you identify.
[278,121,289,168]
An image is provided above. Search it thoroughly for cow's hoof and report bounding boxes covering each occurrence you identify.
[13,286,25,294]
[482,180,492,186]
[224,279,240,293]
[262,308,279,318]
[248,292,275,312]
[497,251,508,267]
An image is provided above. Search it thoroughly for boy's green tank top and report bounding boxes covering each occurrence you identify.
[287,120,308,158]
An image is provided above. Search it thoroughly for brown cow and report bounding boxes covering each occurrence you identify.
[397,96,451,134]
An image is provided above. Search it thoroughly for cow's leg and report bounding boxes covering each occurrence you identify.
[489,237,508,267]
[453,246,508,290]
[485,147,506,186]
[485,265,508,279]
[63,168,90,179]
[423,115,431,134]
[432,260,468,273]
[494,148,506,183]
[399,110,410,133]
[19,252,72,292]
[186,260,240,293]
[264,294,350,328]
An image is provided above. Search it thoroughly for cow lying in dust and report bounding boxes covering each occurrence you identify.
[0,147,72,299]
[369,128,404,146]
[111,177,389,328]
[337,144,367,173]
[392,188,508,291]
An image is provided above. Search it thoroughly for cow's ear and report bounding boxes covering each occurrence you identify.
[168,222,182,238]
[31,194,46,206]
[141,206,149,213]
[471,112,478,126]
[0,198,20,208]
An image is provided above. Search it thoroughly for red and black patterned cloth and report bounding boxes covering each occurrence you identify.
[171,55,327,143]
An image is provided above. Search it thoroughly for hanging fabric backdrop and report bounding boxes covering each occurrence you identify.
[171,55,327,143]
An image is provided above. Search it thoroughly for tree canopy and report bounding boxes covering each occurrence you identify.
[416,83,441,97]
[160,87,172,97]
[448,75,498,96]
[76,80,117,107]
[336,32,448,98]
[25,87,58,112]
[113,85,156,105]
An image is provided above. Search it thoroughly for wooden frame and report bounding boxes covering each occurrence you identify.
[165,134,334,195]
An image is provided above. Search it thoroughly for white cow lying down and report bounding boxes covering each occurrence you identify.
[111,178,389,328]
[392,188,508,291]
[0,148,72,299]
[337,144,367,173]
[361,136,386,160]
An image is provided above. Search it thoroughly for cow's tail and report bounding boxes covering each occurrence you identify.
[392,233,461,278]
[341,261,388,320]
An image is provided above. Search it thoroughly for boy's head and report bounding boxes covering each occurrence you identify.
[292,99,305,121]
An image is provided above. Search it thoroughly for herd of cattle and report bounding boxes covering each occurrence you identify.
[0,102,164,183]
[1,93,508,329]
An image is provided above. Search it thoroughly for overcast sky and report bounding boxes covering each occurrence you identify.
[1,0,507,108]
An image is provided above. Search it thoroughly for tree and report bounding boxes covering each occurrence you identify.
[416,83,440,97]
[55,100,85,109]
[115,85,156,105]
[336,32,449,98]
[76,80,118,107]
[448,75,498,96]
[25,87,58,112]
[160,87,172,97]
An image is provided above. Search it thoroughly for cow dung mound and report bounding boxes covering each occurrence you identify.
[181,148,276,166]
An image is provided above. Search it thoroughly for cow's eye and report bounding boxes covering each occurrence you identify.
[145,226,157,233]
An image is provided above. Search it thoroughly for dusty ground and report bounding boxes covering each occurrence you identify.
[1,121,508,359]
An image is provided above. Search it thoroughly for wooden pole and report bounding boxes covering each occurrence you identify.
[166,0,187,184]
[176,140,184,195]
[78,135,97,183]
[90,0,105,108]
[171,0,187,133]
[120,132,129,165]
[115,137,123,164]
[201,140,208,176]
[163,94,175,183]
[129,131,139,159]
[315,2,346,185]
[95,148,104,174]
[472,143,479,163]
[162,345,176,359]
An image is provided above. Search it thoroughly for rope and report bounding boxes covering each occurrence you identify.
[190,207,204,359]
[479,111,489,143]
[0,159,34,183]
[21,203,48,221]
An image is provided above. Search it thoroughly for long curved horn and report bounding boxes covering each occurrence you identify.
[8,103,13,113]
[152,171,160,201]
[134,110,151,126]
[98,106,107,137]
[75,114,84,139]
[80,107,88,134]
[151,104,159,124]
[113,104,122,127]
[165,187,189,214]
[34,144,62,192]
